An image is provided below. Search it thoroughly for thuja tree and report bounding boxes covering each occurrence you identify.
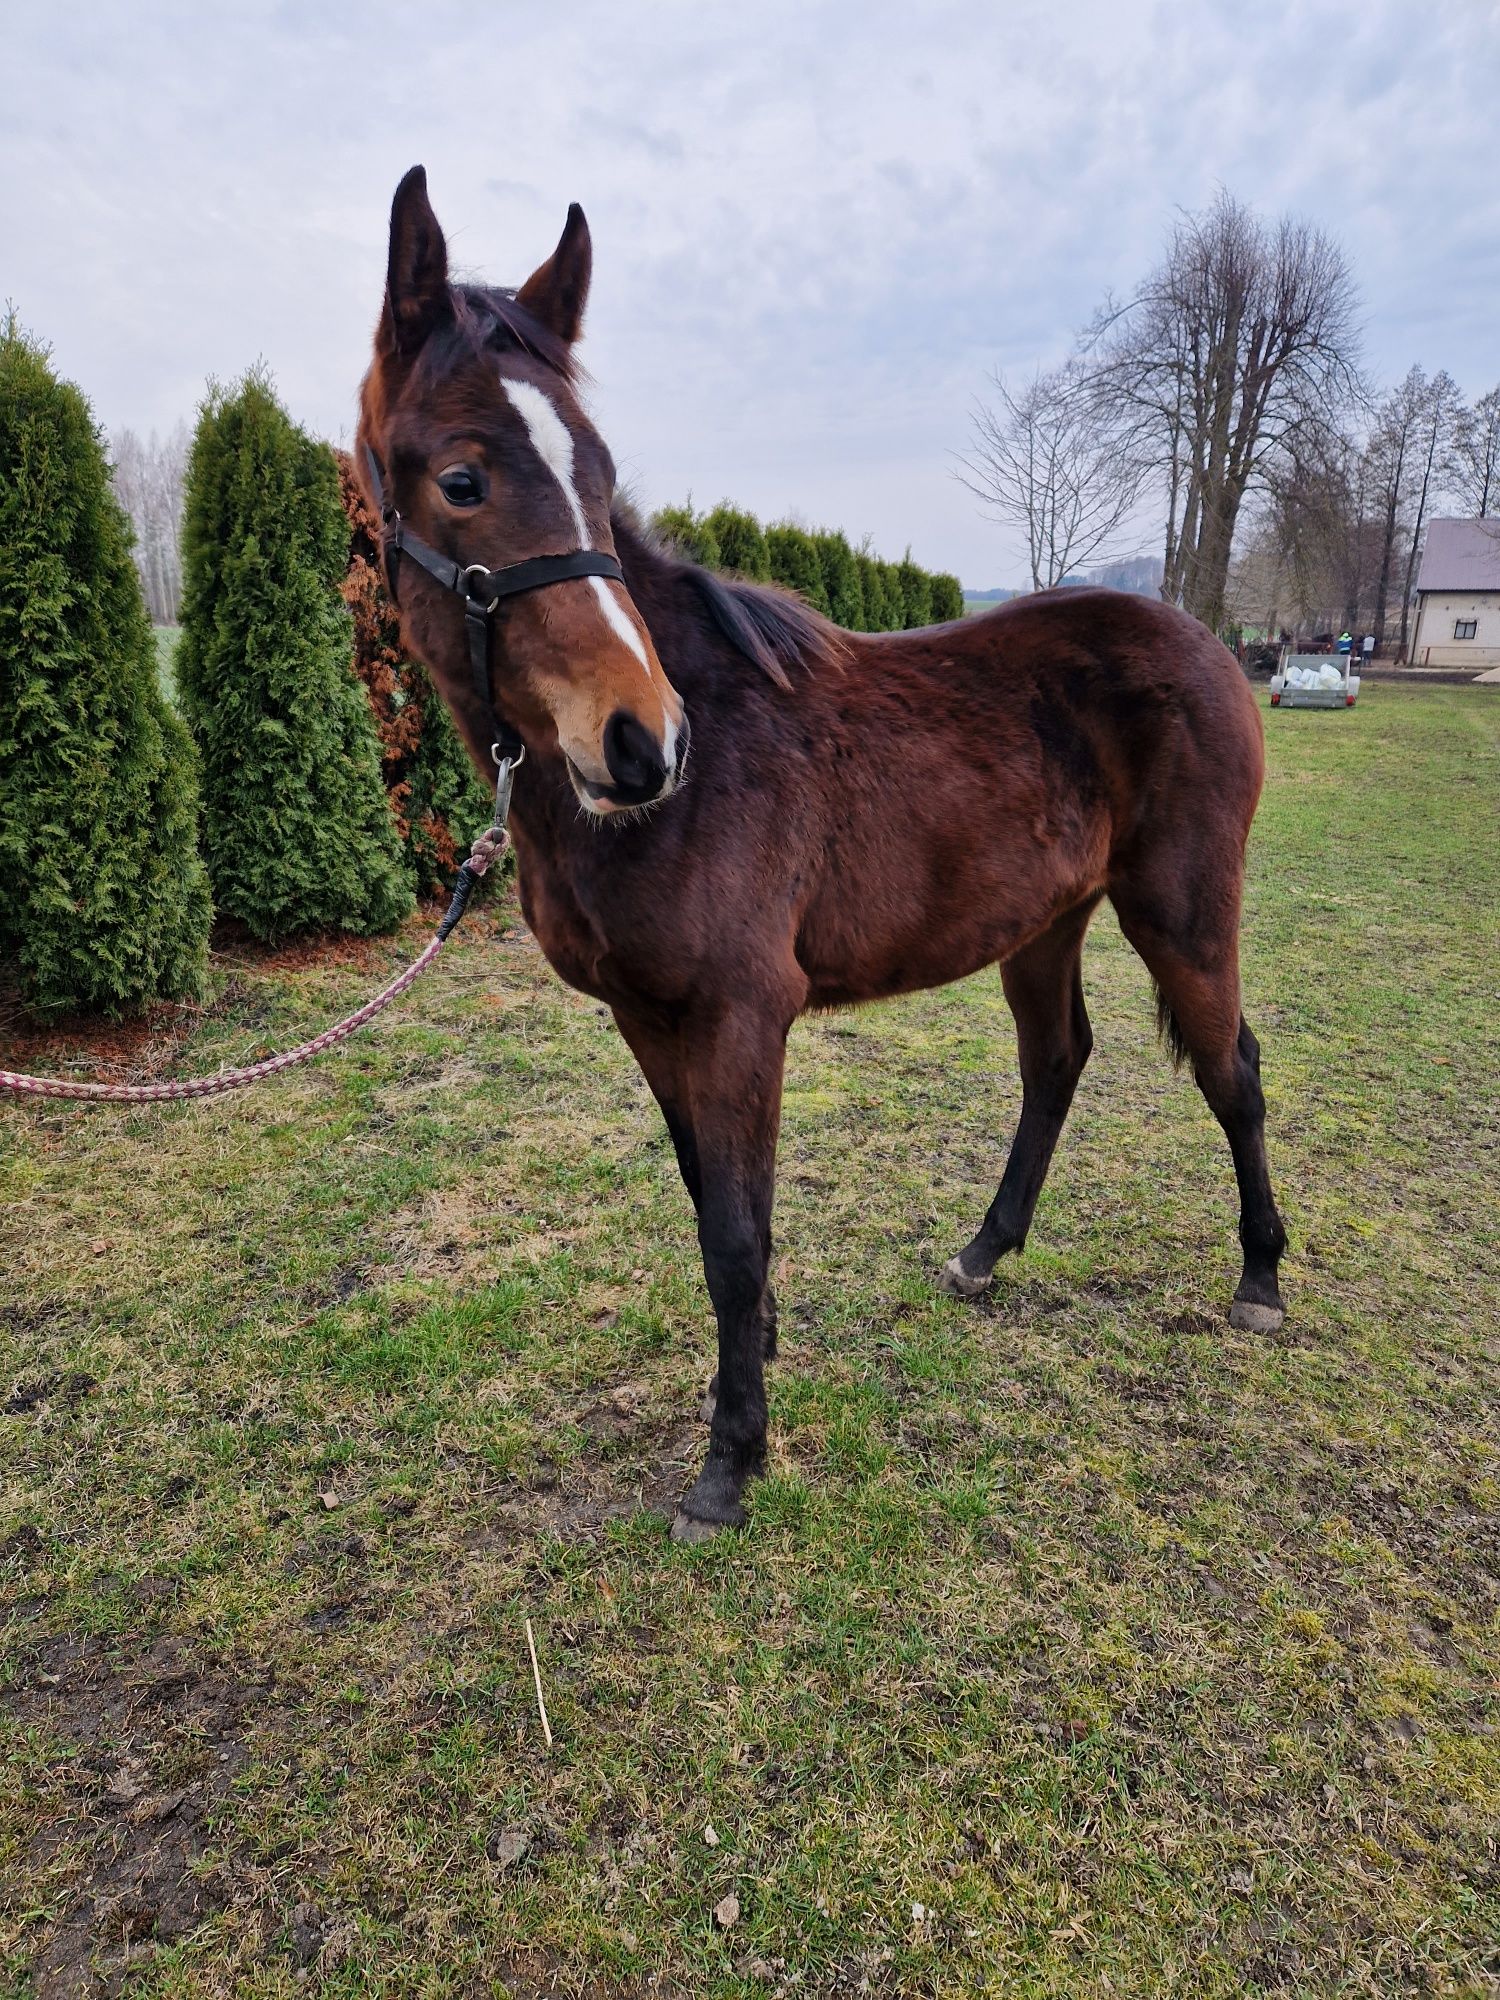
[0,318,210,1015]
[177,370,411,941]
[855,552,894,630]
[647,498,963,632]
[653,503,722,568]
[896,550,934,628]
[765,524,830,613]
[704,503,771,580]
[336,451,490,895]
[814,530,866,629]
[929,572,965,621]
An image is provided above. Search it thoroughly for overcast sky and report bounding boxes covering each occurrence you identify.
[6,0,1498,588]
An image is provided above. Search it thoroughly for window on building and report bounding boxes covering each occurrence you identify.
[1454,618,1478,640]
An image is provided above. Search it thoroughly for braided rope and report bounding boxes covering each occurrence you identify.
[0,825,509,1107]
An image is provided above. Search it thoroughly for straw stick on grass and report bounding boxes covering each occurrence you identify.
[525,1615,553,1749]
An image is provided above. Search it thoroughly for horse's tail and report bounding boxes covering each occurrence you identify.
[1154,982,1191,1070]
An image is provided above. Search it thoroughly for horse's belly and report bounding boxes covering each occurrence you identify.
[796,818,1098,1007]
[797,893,1031,1007]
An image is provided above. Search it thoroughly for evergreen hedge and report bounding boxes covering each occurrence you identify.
[764,525,829,614]
[176,370,412,943]
[653,504,722,569]
[814,530,865,628]
[0,318,211,1015]
[896,550,934,629]
[855,553,894,631]
[703,504,771,581]
[336,452,491,896]
[651,498,963,634]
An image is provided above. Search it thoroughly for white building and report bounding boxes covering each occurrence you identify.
[1407,518,1500,669]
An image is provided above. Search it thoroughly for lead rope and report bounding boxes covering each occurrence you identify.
[0,751,521,1106]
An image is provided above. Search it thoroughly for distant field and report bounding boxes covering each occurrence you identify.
[153,623,180,704]
[2,686,1496,1996]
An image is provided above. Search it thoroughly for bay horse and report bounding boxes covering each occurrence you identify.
[357,168,1286,1540]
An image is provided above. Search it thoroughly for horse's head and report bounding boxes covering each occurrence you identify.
[358,167,685,814]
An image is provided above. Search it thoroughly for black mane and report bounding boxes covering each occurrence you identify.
[686,562,848,688]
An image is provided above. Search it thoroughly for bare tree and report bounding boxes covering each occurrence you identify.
[956,363,1142,592]
[1395,369,1461,657]
[1087,191,1361,633]
[1225,515,1292,637]
[1448,384,1500,518]
[1365,372,1422,651]
[1261,426,1378,637]
[111,422,190,624]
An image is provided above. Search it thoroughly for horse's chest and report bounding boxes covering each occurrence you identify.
[513,849,679,1010]
[513,861,607,997]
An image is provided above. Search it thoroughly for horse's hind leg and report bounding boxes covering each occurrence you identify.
[1111,898,1287,1332]
[939,897,1098,1297]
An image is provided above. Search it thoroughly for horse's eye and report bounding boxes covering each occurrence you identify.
[437,465,485,508]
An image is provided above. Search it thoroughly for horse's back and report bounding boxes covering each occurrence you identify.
[845,586,1263,822]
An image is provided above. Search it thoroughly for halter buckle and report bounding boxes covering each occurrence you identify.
[461,563,500,613]
[489,743,524,827]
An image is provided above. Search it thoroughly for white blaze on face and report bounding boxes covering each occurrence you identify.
[499,376,656,684]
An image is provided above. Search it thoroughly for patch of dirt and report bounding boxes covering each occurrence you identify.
[1158,1307,1218,1339]
[0,997,203,1089]
[211,917,406,976]
[0,1301,78,1341]
[475,1412,706,1550]
[1,1521,47,1566]
[0,912,451,1087]
[4,1370,99,1416]
[3,1631,279,1998]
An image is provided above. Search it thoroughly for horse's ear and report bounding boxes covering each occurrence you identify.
[383,165,451,358]
[516,204,592,346]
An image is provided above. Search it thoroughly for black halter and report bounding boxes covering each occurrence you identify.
[362,444,626,767]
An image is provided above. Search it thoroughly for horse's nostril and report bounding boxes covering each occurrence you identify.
[603,710,668,800]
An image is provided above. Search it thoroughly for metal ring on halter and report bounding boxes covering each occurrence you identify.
[461,563,500,613]
[492,741,525,770]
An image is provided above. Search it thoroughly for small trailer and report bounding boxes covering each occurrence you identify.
[1269,653,1360,709]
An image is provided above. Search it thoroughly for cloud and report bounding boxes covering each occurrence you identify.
[4,0,1496,586]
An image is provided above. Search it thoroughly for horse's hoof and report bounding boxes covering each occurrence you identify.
[674,1448,754,1538]
[1229,1298,1285,1334]
[938,1255,990,1299]
[671,1509,730,1544]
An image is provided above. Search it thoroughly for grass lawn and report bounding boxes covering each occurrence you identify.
[2,686,1496,1998]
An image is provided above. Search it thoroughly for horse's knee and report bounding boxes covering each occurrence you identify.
[700,1211,761,1289]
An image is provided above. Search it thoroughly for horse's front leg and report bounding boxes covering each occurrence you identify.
[671,1000,794,1541]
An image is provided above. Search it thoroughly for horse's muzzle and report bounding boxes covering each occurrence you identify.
[572,709,689,813]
